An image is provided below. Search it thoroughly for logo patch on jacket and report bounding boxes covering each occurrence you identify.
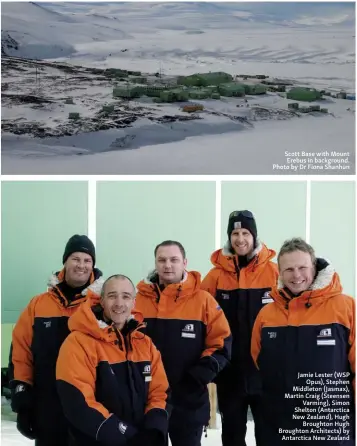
[15,384,25,393]
[318,328,332,337]
[262,291,274,304]
[143,364,152,381]
[182,323,196,338]
[317,327,335,346]
[118,422,127,434]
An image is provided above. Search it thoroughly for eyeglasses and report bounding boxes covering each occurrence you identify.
[229,210,254,219]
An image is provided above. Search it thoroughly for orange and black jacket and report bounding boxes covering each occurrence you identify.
[135,270,232,426]
[9,268,103,434]
[201,242,278,394]
[56,300,169,446]
[251,259,355,443]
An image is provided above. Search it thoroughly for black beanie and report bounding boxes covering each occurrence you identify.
[227,210,258,245]
[62,235,96,265]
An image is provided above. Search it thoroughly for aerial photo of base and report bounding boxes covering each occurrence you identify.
[1,2,355,174]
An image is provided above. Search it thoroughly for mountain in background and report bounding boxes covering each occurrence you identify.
[45,1,356,27]
[1,2,355,61]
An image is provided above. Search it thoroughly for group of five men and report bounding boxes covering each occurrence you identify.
[9,210,355,446]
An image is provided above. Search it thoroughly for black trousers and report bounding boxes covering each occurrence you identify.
[218,391,264,446]
[168,410,204,446]
[35,434,71,446]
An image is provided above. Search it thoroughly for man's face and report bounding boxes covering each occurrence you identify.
[230,228,254,256]
[101,277,135,329]
[64,252,93,287]
[279,250,315,295]
[155,245,187,286]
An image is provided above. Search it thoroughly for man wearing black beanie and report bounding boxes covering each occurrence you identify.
[202,211,279,446]
[9,234,104,446]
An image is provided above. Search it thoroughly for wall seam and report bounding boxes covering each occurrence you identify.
[87,180,97,245]
[306,180,311,243]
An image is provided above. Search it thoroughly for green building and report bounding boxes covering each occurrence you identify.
[113,85,146,98]
[299,106,312,113]
[239,83,267,95]
[288,102,299,110]
[145,85,168,97]
[250,84,267,95]
[287,88,322,102]
[159,88,189,102]
[189,89,211,99]
[218,83,245,97]
[310,105,321,112]
[178,72,233,87]
[104,68,128,78]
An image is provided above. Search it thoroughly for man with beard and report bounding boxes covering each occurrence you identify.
[202,210,278,446]
[9,235,104,446]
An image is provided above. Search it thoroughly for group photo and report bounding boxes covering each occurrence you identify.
[1,0,356,444]
[1,179,355,446]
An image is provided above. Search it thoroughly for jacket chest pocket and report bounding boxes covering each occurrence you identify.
[216,290,236,326]
[259,327,288,387]
[302,324,349,373]
[32,317,69,363]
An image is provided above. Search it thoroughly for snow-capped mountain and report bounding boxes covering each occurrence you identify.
[1,1,129,59]
[1,2,355,61]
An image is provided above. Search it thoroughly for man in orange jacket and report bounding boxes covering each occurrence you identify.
[57,274,170,446]
[202,210,278,446]
[9,235,104,446]
[251,238,355,446]
[135,240,232,446]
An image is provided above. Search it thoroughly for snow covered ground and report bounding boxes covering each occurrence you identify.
[1,398,256,445]
[2,94,355,174]
[1,2,355,174]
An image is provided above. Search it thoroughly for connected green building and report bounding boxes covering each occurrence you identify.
[177,72,233,87]
[287,87,322,102]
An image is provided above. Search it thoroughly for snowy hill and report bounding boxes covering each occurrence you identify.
[1,2,355,63]
[47,2,356,28]
[1,1,129,59]
[1,2,355,174]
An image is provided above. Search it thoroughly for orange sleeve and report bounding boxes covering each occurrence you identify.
[348,297,355,390]
[185,292,232,386]
[251,311,263,369]
[11,299,36,385]
[145,341,169,414]
[201,269,219,297]
[142,340,169,435]
[56,333,109,418]
[203,292,231,361]
[57,333,138,444]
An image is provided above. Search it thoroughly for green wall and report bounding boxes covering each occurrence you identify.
[1,181,88,365]
[96,181,216,285]
[310,181,355,296]
[1,180,355,365]
[221,181,307,253]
